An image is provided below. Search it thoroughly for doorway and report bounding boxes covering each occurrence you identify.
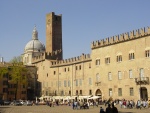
[95,89,102,98]
[140,87,148,100]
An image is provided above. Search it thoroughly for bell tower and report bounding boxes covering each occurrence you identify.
[46,12,63,59]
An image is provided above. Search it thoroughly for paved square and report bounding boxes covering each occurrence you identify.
[0,104,150,113]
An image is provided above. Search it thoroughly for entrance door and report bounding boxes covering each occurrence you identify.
[140,87,148,100]
[95,89,102,98]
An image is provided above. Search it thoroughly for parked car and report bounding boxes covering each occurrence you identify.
[0,100,4,105]
[23,100,33,106]
[4,100,11,105]
[13,100,22,106]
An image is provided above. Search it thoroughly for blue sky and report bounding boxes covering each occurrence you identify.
[0,0,150,62]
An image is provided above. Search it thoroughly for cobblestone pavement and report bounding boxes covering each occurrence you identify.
[0,104,150,113]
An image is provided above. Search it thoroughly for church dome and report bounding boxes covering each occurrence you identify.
[24,26,45,52]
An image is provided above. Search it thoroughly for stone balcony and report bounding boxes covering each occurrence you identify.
[135,77,149,85]
[95,81,101,86]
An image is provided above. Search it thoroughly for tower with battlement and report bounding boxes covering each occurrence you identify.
[46,12,63,60]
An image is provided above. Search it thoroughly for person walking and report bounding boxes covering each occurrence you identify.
[112,104,118,113]
[100,106,105,113]
[105,104,113,113]
[136,100,141,109]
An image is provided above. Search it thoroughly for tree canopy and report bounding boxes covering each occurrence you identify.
[0,67,8,78]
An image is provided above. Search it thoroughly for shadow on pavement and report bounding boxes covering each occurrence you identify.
[0,106,11,108]
[118,111,134,113]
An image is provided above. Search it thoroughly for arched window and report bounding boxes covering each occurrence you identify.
[129,50,135,60]
[116,52,122,62]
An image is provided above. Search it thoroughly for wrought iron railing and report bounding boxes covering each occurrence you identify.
[135,77,149,85]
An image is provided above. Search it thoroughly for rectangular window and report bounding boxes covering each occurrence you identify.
[79,79,82,86]
[76,90,78,95]
[22,84,25,88]
[108,72,112,80]
[105,57,110,64]
[130,87,134,96]
[109,88,112,96]
[59,81,61,87]
[140,68,144,80]
[118,88,122,96]
[79,65,81,70]
[76,66,78,70]
[64,68,66,72]
[118,71,122,80]
[64,80,67,87]
[117,55,122,62]
[80,90,82,95]
[89,89,92,95]
[61,90,64,96]
[76,79,78,86]
[3,74,8,78]
[68,67,70,71]
[96,74,100,82]
[3,88,8,93]
[54,71,56,75]
[89,78,92,85]
[139,68,144,77]
[68,80,70,87]
[69,90,71,95]
[89,63,91,68]
[3,81,8,85]
[129,69,133,78]
[129,53,135,60]
[96,59,100,65]
[145,50,150,57]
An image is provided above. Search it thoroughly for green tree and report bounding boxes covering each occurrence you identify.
[9,56,22,63]
[0,67,8,99]
[7,56,27,100]
[0,67,8,78]
[9,64,27,100]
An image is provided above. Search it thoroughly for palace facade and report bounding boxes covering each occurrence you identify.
[23,12,150,101]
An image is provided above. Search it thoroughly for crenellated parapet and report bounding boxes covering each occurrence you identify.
[51,53,91,67]
[32,49,63,64]
[91,27,150,49]
[32,53,45,63]
[45,49,62,60]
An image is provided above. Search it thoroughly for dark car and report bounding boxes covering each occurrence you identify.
[13,100,22,106]
[4,100,11,105]
[0,100,4,105]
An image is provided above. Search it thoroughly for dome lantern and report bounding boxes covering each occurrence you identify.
[32,26,38,40]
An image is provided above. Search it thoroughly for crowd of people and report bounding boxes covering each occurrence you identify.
[43,97,150,113]
[116,99,150,109]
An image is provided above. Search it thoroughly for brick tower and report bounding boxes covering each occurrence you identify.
[46,12,63,60]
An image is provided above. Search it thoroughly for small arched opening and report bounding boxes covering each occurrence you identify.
[95,89,102,99]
